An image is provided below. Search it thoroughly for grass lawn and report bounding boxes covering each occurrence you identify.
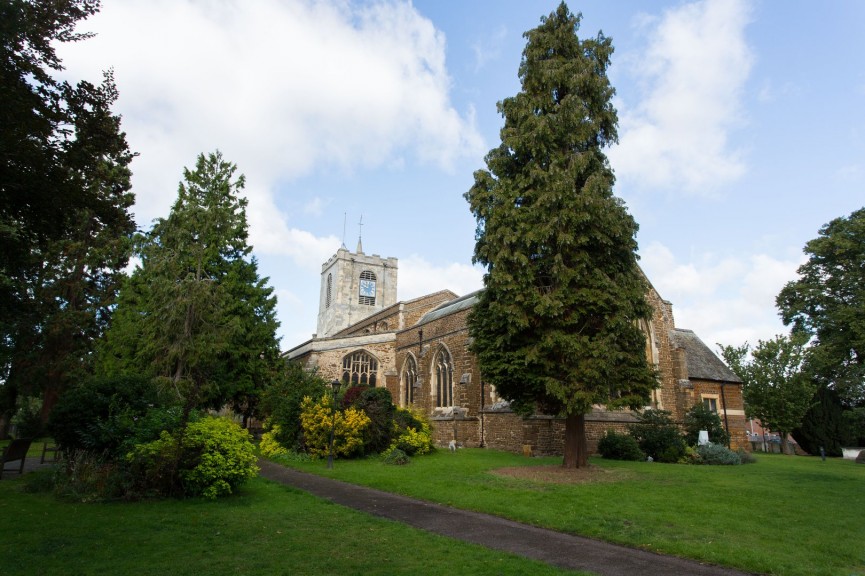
[280,449,865,576]
[0,472,587,576]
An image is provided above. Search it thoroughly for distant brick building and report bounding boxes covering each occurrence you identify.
[285,243,747,455]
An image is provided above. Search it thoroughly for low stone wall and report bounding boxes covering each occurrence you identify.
[476,409,639,456]
[430,415,480,448]
[429,406,749,458]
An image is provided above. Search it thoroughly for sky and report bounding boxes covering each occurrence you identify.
[56,0,864,353]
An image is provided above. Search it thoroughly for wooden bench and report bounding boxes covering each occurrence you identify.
[0,438,33,479]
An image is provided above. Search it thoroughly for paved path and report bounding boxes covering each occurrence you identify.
[0,456,55,479]
[258,460,755,576]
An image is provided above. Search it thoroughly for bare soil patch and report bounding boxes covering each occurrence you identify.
[491,464,621,484]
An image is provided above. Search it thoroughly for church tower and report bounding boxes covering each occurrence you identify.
[316,240,398,338]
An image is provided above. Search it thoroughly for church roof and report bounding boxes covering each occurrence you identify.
[669,328,742,384]
[329,289,459,339]
[416,290,482,326]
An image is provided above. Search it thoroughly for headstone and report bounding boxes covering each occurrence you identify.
[698,430,710,445]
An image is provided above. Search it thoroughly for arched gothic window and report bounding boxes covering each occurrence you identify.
[402,355,417,406]
[325,273,332,308]
[639,319,662,409]
[342,350,378,386]
[434,347,453,408]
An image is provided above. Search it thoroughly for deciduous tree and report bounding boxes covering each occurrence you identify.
[464,3,657,468]
[720,334,816,455]
[777,207,865,407]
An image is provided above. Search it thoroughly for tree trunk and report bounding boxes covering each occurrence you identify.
[563,412,588,468]
[779,431,789,455]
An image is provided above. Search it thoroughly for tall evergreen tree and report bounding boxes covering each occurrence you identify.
[99,152,280,420]
[465,3,657,468]
[1,1,135,430]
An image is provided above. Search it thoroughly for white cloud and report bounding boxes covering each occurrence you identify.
[471,25,508,72]
[246,194,340,270]
[610,0,753,194]
[398,255,484,300]
[303,197,328,216]
[641,241,803,350]
[57,0,484,251]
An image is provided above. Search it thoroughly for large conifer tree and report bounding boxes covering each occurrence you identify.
[99,151,281,420]
[1,1,136,430]
[465,3,657,468]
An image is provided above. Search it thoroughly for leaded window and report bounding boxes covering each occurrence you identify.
[325,273,332,308]
[402,355,417,405]
[342,350,378,386]
[434,347,453,408]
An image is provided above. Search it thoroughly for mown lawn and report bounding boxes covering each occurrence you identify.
[281,449,865,576]
[0,472,587,576]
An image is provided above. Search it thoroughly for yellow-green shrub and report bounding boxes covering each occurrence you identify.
[259,422,288,457]
[128,416,259,499]
[299,395,370,459]
[389,407,434,456]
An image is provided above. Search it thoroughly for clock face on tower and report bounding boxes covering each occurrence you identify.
[359,279,376,297]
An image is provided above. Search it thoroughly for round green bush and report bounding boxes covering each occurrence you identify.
[695,442,742,465]
[597,430,645,461]
[128,416,259,499]
[48,374,165,456]
[382,447,410,465]
[259,364,326,451]
[353,387,396,454]
[628,409,686,463]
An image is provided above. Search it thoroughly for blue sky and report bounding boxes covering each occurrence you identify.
[57,0,864,352]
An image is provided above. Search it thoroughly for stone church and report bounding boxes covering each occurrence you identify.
[285,241,748,454]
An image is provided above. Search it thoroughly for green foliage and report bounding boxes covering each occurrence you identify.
[777,207,865,406]
[464,4,657,468]
[683,403,730,447]
[47,374,167,457]
[389,407,435,456]
[597,430,644,461]
[259,363,326,450]
[10,396,43,438]
[628,409,686,463]
[299,395,370,459]
[51,450,123,502]
[792,386,853,456]
[259,423,288,458]
[694,443,742,465]
[381,447,410,465]
[0,0,135,431]
[98,151,281,418]
[352,386,397,454]
[127,416,259,499]
[721,333,817,455]
[843,406,865,446]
